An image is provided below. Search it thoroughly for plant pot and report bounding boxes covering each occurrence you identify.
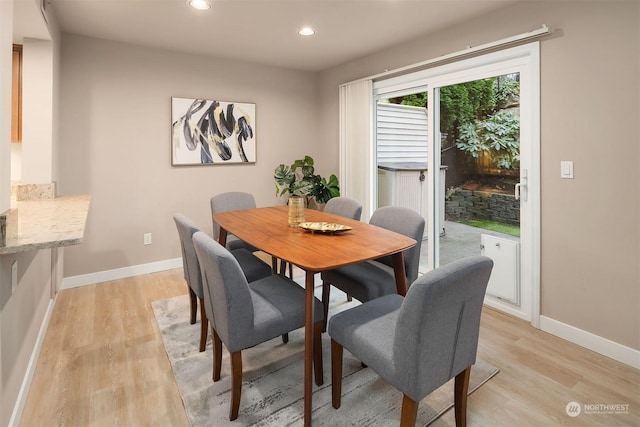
[307,197,326,211]
[288,196,305,227]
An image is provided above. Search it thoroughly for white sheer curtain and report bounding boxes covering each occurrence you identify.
[338,79,374,220]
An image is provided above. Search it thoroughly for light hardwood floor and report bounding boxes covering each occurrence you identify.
[20,268,640,426]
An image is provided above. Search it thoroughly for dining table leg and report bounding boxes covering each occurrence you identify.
[391,252,408,296]
[218,228,228,246]
[304,269,314,426]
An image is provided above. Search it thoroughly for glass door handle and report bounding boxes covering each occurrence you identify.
[515,169,528,201]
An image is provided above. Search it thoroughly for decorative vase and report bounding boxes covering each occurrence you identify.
[288,196,305,227]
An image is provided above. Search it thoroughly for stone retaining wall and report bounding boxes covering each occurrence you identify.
[445,188,520,225]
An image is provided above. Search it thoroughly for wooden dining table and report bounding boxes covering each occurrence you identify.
[214,205,417,426]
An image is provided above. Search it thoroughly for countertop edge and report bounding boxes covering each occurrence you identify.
[0,194,91,255]
[0,237,85,255]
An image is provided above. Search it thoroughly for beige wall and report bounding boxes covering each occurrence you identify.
[21,38,54,184]
[319,0,640,350]
[57,35,327,277]
[538,1,638,352]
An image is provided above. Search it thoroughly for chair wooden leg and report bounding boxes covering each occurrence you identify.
[275,261,290,346]
[321,281,331,332]
[212,328,223,382]
[278,260,294,278]
[331,339,343,409]
[454,366,471,427]
[229,351,243,421]
[313,321,324,386]
[199,298,208,352]
[400,395,418,427]
[188,287,197,324]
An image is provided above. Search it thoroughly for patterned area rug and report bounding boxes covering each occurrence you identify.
[152,285,499,426]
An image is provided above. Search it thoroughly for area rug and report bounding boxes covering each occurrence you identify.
[152,285,499,426]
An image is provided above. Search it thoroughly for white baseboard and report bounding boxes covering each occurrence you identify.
[60,258,182,289]
[8,297,56,427]
[483,296,529,321]
[540,315,640,369]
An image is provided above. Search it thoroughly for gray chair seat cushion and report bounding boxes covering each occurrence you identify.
[226,275,323,352]
[321,260,397,302]
[227,237,258,253]
[231,248,272,283]
[328,294,403,380]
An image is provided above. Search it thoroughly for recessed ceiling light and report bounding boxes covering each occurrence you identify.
[189,0,211,10]
[298,27,315,36]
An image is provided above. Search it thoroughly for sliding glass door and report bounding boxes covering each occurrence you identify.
[372,43,540,323]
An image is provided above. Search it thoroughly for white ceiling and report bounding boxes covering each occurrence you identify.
[42,0,519,72]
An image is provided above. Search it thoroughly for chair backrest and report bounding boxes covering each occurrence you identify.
[173,213,204,298]
[393,255,493,401]
[324,197,363,221]
[210,192,256,240]
[369,206,425,284]
[192,231,254,352]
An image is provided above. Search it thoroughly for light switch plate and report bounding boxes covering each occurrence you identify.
[561,161,574,179]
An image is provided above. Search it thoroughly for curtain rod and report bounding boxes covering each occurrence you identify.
[341,25,551,87]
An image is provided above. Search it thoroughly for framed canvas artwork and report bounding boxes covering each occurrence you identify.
[171,97,256,165]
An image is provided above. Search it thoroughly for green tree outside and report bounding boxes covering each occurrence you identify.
[394,73,520,170]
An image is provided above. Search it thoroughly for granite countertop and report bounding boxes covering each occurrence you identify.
[0,194,91,255]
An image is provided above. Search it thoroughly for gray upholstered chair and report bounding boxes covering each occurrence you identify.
[192,231,325,421]
[210,192,290,342]
[323,196,363,221]
[212,191,283,276]
[173,213,272,352]
[210,191,259,252]
[329,256,493,427]
[321,206,424,330]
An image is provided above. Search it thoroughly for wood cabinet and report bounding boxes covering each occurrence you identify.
[12,44,22,142]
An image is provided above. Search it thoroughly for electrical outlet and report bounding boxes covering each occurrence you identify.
[11,260,18,293]
[144,233,152,245]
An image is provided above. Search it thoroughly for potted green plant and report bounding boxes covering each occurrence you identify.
[274,155,340,206]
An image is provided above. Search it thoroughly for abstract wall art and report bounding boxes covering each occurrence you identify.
[171,97,256,165]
